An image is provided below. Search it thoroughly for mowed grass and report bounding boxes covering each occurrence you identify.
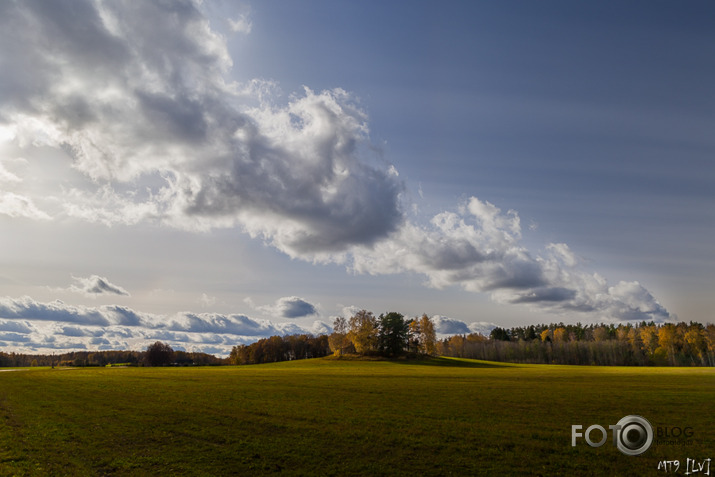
[0,358,713,476]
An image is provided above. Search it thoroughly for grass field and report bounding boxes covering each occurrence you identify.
[0,358,713,476]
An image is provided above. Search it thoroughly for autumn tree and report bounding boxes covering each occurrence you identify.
[683,324,707,365]
[592,326,609,342]
[616,325,630,342]
[328,316,354,356]
[446,335,466,358]
[640,325,659,358]
[418,314,437,355]
[627,327,642,355]
[348,310,378,354]
[657,324,679,366]
[552,327,567,343]
[705,325,715,366]
[407,319,421,353]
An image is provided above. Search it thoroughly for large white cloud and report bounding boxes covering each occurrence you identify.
[0,0,403,258]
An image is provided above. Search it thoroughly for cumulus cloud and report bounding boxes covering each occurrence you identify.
[469,322,498,336]
[0,296,111,326]
[0,332,31,343]
[351,198,671,323]
[167,312,279,336]
[248,296,319,319]
[0,295,330,356]
[310,320,333,336]
[427,317,496,339]
[0,0,403,259]
[271,296,318,318]
[69,275,130,297]
[59,326,104,338]
[0,320,33,334]
[431,316,471,336]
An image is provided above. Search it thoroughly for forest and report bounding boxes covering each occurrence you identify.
[441,321,715,366]
[2,312,714,367]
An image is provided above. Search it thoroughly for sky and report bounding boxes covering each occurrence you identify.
[0,0,713,356]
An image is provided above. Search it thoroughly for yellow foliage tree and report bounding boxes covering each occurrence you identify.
[639,325,659,356]
[328,316,353,356]
[683,325,706,364]
[657,324,679,365]
[348,310,378,354]
[418,314,437,356]
[552,327,567,343]
[706,324,715,352]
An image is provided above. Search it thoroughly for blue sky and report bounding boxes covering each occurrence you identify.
[0,1,713,355]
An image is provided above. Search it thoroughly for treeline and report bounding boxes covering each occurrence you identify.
[440,321,715,366]
[229,334,330,365]
[0,346,226,367]
[4,319,714,368]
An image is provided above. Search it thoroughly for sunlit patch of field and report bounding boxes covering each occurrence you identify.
[0,359,712,476]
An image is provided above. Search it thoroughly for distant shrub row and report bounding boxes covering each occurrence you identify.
[0,347,226,368]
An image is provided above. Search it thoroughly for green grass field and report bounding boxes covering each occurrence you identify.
[0,358,713,476]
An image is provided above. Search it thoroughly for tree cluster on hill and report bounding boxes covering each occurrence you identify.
[328,311,437,358]
[440,321,715,366]
[229,334,330,365]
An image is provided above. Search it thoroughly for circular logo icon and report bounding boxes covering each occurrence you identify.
[615,415,653,456]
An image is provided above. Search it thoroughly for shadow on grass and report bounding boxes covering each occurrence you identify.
[390,356,514,368]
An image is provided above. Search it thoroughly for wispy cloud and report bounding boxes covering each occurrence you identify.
[0,159,23,183]
[228,12,252,35]
[69,275,130,297]
[198,293,217,308]
[0,192,51,220]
